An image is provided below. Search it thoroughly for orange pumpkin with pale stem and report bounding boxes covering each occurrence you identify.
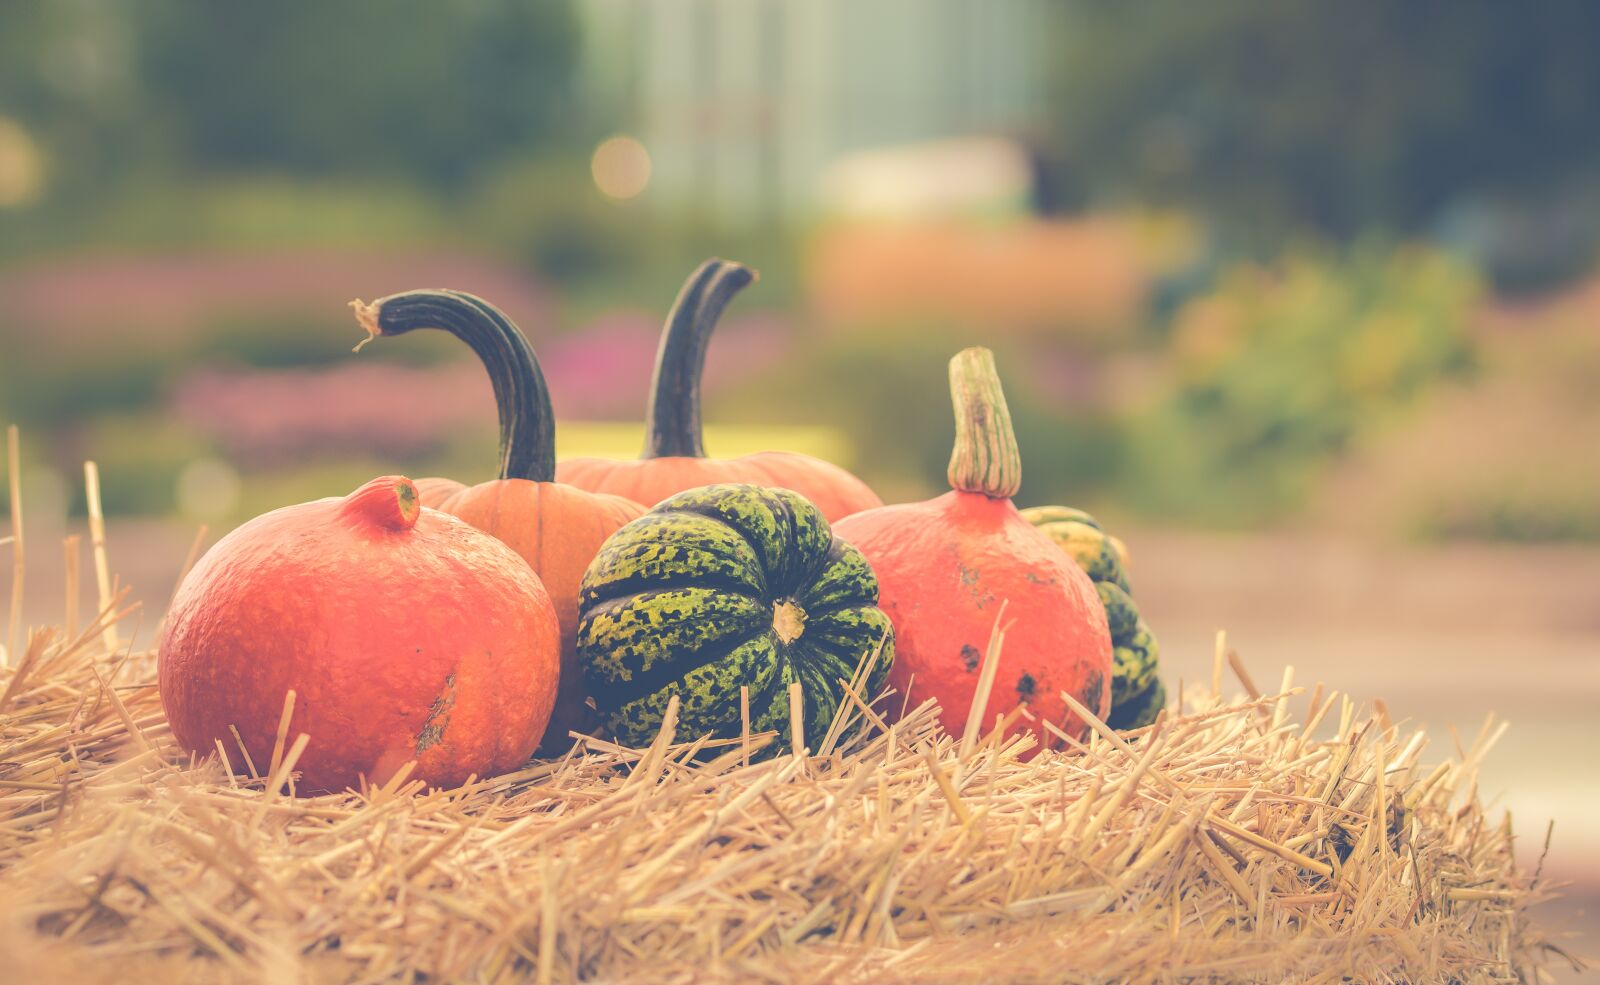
[159,475,560,793]
[833,348,1113,749]
[351,291,645,751]
[555,259,883,521]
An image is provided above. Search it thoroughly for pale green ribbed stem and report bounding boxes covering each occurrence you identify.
[946,347,1021,499]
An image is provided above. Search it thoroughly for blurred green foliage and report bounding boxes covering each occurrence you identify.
[1417,488,1600,544]
[0,2,1592,543]
[76,415,212,516]
[2,1,576,191]
[1047,0,1600,278]
[1117,246,1479,524]
[715,325,1120,509]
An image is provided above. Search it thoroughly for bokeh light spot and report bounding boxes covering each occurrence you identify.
[590,135,650,201]
[0,117,45,208]
[176,458,242,521]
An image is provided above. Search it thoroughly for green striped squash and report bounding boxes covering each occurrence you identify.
[1021,505,1164,730]
[577,483,894,751]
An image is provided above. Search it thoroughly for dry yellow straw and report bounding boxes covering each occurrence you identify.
[788,681,806,758]
[62,535,80,639]
[0,501,1575,982]
[1211,629,1227,698]
[5,425,23,668]
[959,601,1010,761]
[83,461,117,652]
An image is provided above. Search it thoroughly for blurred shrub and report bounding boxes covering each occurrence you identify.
[1417,486,1600,543]
[1117,245,1479,525]
[204,313,456,370]
[136,2,577,188]
[75,415,216,516]
[0,339,173,428]
[471,156,646,287]
[715,324,1120,507]
[1048,1,1600,260]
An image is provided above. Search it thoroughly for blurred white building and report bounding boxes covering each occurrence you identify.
[577,0,1045,227]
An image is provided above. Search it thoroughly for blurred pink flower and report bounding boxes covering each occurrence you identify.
[172,361,491,464]
[171,311,794,463]
[539,310,792,418]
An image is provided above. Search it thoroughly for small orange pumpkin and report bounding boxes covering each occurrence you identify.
[160,475,560,793]
[555,259,883,521]
[834,348,1114,749]
[352,291,645,751]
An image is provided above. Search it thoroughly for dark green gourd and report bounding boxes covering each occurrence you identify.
[1020,505,1166,730]
[576,483,894,751]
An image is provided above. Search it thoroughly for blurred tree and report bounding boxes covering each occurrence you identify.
[0,1,150,204]
[136,0,578,186]
[1047,1,1600,251]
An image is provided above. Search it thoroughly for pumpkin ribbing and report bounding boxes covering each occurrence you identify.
[578,484,894,752]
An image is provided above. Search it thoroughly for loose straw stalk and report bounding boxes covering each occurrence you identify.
[5,426,22,667]
[84,461,117,652]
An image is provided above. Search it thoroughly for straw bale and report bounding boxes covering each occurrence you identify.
[0,458,1581,982]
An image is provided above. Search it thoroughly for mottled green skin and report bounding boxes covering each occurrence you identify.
[1021,505,1163,730]
[578,484,894,751]
[1111,675,1166,732]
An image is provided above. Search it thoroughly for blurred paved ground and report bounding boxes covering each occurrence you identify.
[5,517,1597,974]
[1127,528,1600,978]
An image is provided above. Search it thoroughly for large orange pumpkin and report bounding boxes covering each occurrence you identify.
[555,259,883,521]
[833,348,1113,749]
[159,475,560,793]
[352,291,645,751]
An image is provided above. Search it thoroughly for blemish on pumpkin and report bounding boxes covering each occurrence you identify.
[1016,673,1036,701]
[415,674,457,753]
[955,562,996,608]
[960,644,980,672]
[1081,669,1105,720]
[1023,571,1054,586]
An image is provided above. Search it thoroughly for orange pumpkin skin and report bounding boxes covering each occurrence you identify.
[158,476,560,793]
[434,479,643,748]
[835,491,1110,746]
[556,452,880,521]
[416,476,467,510]
[833,347,1112,748]
[555,259,882,523]
[352,289,645,751]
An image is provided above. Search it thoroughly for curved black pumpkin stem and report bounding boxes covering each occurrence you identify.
[351,290,555,483]
[642,258,757,459]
